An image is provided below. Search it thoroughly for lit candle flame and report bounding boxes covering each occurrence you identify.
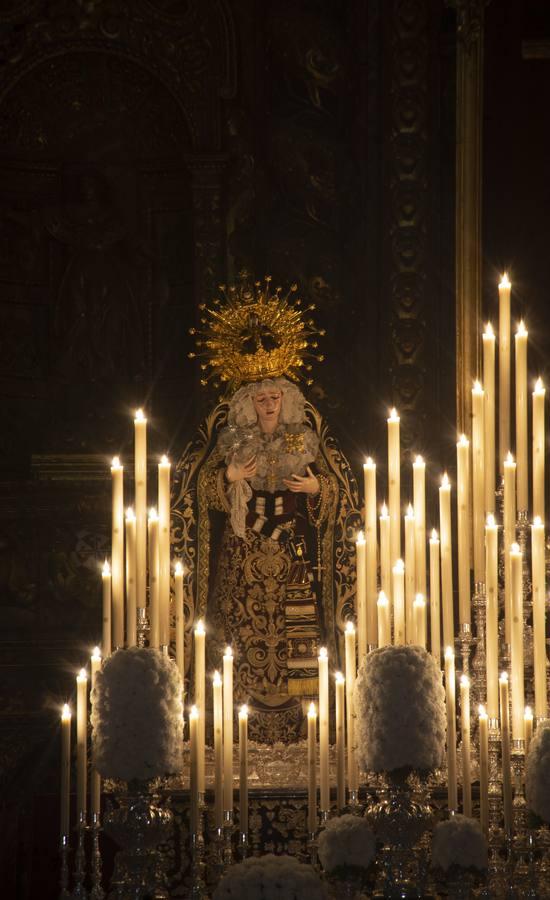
[308,702,317,717]
[460,674,470,688]
[484,322,494,337]
[364,456,375,467]
[393,559,405,573]
[78,668,87,680]
[505,451,515,465]
[335,672,345,685]
[239,704,248,718]
[319,646,328,660]
[510,542,521,554]
[195,619,205,636]
[499,273,511,288]
[174,560,184,576]
[377,591,389,606]
[356,530,365,543]
[190,704,199,719]
[126,506,135,521]
[479,704,487,717]
[111,456,121,468]
[431,528,439,541]
[148,507,158,521]
[517,320,527,336]
[533,516,543,527]
[414,454,424,466]
[102,559,111,577]
[345,621,355,635]
[62,703,71,720]
[406,503,414,518]
[534,377,545,393]
[500,671,508,683]
[91,646,101,661]
[213,670,222,686]
[388,407,399,421]
[380,502,388,517]
[458,433,469,446]
[486,513,496,527]
[224,646,233,658]
[525,705,533,720]
[445,646,454,661]
[135,408,145,421]
[473,380,483,393]
[160,454,170,465]
[441,473,450,488]
[414,594,425,607]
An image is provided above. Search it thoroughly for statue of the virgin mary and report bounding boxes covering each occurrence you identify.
[172,275,360,743]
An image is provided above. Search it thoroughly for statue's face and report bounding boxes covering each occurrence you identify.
[252,387,282,431]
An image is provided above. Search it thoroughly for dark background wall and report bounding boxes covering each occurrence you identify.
[0,0,463,895]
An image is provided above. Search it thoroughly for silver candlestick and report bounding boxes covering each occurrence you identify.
[59,833,71,899]
[72,812,87,899]
[89,813,104,900]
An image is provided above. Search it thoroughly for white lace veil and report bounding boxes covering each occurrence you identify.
[227,377,306,427]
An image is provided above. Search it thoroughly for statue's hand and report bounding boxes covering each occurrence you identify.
[283,466,320,495]
[226,454,257,483]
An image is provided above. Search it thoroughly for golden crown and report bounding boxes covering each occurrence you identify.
[188,273,325,391]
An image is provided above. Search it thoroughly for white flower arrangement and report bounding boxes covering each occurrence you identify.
[212,854,328,900]
[91,647,183,782]
[317,814,376,874]
[526,723,550,823]
[431,815,488,872]
[354,645,446,773]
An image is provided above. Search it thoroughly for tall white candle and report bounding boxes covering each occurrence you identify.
[510,543,525,741]
[335,673,345,811]
[387,408,401,565]
[485,515,499,719]
[194,620,206,794]
[483,323,496,513]
[377,591,391,647]
[413,455,426,596]
[318,647,329,811]
[174,561,185,684]
[213,671,223,829]
[460,675,472,816]
[392,559,405,646]
[239,705,249,839]
[355,532,367,662]
[223,647,234,813]
[125,507,137,648]
[111,456,124,649]
[515,322,528,511]
[533,378,545,522]
[413,594,426,648]
[500,673,513,833]
[531,517,547,721]
[307,702,317,833]
[90,648,102,819]
[190,705,199,834]
[479,705,489,835]
[134,409,147,612]
[439,475,454,649]
[456,435,471,626]
[503,453,516,645]
[472,382,485,585]
[363,457,378,646]
[60,704,71,837]
[525,706,534,754]
[379,502,391,599]
[148,508,160,648]
[102,560,112,658]
[404,505,416,643]
[429,530,441,664]
[445,647,457,811]
[344,622,358,795]
[76,668,88,821]
[158,455,171,648]
[498,274,511,474]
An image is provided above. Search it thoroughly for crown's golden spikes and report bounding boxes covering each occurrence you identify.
[188,274,324,391]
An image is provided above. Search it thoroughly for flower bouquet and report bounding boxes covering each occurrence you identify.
[431,815,488,898]
[526,722,550,824]
[213,853,328,899]
[318,814,376,897]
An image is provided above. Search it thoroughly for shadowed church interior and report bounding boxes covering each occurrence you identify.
[2,1,550,898]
